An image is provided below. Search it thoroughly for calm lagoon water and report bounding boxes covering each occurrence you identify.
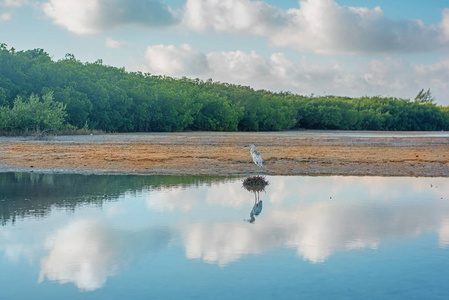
[1,172,449,299]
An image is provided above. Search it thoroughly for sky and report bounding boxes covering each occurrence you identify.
[1,0,449,104]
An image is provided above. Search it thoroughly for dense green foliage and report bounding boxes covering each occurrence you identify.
[1,43,448,132]
[0,92,67,131]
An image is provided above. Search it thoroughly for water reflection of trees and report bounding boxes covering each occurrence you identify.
[0,172,235,225]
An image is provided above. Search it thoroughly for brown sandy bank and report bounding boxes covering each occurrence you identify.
[0,131,448,177]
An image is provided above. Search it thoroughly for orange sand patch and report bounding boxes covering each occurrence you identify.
[0,133,448,176]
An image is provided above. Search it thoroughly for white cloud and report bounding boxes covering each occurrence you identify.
[42,0,100,34]
[415,58,449,89]
[145,181,249,212]
[0,0,30,22]
[205,182,249,208]
[184,222,268,266]
[183,0,448,54]
[42,0,177,34]
[2,0,27,7]
[183,0,285,35]
[38,219,173,291]
[105,37,127,49]
[143,44,209,76]
[440,8,449,41]
[146,187,201,212]
[38,220,122,291]
[183,197,449,265]
[0,233,39,263]
[140,44,352,94]
[363,57,411,91]
[207,50,272,82]
[36,0,449,53]
[141,44,317,89]
[139,43,449,104]
[0,12,11,22]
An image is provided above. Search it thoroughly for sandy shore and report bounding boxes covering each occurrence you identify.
[0,131,448,177]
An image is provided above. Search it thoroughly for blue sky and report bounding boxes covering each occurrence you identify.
[1,0,449,104]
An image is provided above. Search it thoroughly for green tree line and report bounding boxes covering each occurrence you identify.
[1,43,448,132]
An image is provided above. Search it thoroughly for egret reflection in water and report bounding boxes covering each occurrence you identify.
[243,176,269,223]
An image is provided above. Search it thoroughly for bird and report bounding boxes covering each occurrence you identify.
[244,144,263,170]
[252,193,263,216]
[246,192,263,223]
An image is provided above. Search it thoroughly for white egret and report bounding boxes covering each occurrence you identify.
[244,144,263,170]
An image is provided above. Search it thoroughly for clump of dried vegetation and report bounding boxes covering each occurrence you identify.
[242,176,269,192]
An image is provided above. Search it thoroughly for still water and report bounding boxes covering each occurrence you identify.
[1,173,449,299]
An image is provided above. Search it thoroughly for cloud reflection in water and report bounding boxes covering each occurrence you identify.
[38,219,173,291]
[183,177,449,265]
[1,175,448,292]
